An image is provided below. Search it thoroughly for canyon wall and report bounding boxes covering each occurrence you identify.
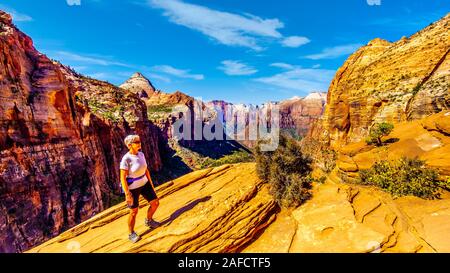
[0,10,162,252]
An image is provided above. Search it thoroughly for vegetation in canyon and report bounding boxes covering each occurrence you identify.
[255,134,313,208]
[358,157,449,199]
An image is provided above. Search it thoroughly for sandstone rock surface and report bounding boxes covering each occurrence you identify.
[29,162,450,253]
[243,178,450,253]
[335,111,450,178]
[29,163,277,253]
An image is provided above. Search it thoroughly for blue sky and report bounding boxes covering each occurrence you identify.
[1,0,448,104]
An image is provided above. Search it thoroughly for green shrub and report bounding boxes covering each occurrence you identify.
[314,175,327,184]
[200,150,254,168]
[366,122,394,146]
[147,104,173,114]
[358,157,447,199]
[439,177,450,191]
[255,134,313,208]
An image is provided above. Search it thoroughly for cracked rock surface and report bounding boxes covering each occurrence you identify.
[243,178,450,253]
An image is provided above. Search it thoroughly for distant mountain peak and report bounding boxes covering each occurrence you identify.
[367,38,391,47]
[287,96,302,101]
[304,92,327,101]
[131,72,147,78]
[120,72,156,98]
[0,10,12,25]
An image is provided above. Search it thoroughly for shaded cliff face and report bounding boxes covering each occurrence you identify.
[0,11,162,252]
[28,162,450,253]
[313,13,449,148]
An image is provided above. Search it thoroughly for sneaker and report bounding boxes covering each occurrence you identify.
[128,232,140,243]
[145,218,160,229]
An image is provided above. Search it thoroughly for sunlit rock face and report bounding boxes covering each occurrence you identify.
[311,13,450,148]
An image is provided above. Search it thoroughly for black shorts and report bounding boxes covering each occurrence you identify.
[128,182,158,209]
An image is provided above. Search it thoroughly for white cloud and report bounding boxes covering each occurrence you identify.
[146,73,171,83]
[254,67,335,92]
[86,72,124,82]
[281,36,310,48]
[147,0,307,51]
[303,43,363,60]
[152,65,204,80]
[51,51,132,67]
[71,65,88,72]
[66,0,81,6]
[0,5,33,22]
[367,0,381,6]
[218,60,258,76]
[312,64,321,68]
[270,63,295,70]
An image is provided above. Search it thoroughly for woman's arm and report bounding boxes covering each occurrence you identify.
[120,169,130,195]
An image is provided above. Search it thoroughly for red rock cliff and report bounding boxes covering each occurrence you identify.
[0,10,162,252]
[279,92,327,137]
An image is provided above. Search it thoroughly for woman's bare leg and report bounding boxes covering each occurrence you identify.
[129,208,138,233]
[147,199,159,220]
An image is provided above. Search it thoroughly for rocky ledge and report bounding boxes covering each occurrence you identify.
[29,162,450,253]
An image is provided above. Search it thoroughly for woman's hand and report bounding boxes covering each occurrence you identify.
[125,191,133,206]
[120,169,133,206]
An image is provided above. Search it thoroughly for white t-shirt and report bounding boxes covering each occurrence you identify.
[119,151,149,190]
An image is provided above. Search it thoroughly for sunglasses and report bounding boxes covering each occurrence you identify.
[132,141,141,144]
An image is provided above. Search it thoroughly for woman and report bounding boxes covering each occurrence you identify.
[120,134,160,243]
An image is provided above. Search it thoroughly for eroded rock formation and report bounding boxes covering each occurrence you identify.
[312,13,450,148]
[205,92,326,147]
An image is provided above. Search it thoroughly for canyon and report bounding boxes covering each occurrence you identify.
[2,9,450,253]
[0,9,323,252]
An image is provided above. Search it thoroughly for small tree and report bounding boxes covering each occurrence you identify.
[366,122,394,146]
[255,134,313,208]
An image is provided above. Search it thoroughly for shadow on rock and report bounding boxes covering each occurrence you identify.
[140,196,212,238]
